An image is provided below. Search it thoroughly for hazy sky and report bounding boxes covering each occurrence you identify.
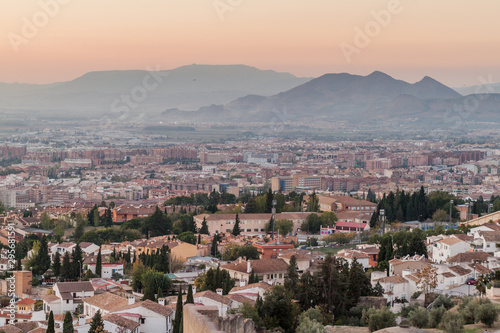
[1,0,499,86]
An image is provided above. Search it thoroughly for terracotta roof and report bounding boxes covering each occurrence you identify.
[448,265,472,276]
[229,282,273,293]
[0,325,21,333]
[221,259,288,274]
[438,237,463,246]
[103,314,140,331]
[279,249,318,260]
[194,290,233,305]
[336,250,370,260]
[42,295,60,303]
[16,298,35,306]
[451,234,474,242]
[15,322,39,332]
[83,292,129,312]
[225,294,256,306]
[374,275,408,284]
[447,251,492,263]
[115,300,173,317]
[469,263,490,274]
[442,272,456,278]
[480,223,500,231]
[405,275,420,283]
[479,231,500,242]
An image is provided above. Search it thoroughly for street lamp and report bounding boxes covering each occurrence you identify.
[379,209,385,235]
[449,200,454,223]
[271,200,277,240]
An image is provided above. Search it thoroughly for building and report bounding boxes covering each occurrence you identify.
[43,282,95,315]
[221,258,289,286]
[271,174,322,192]
[432,237,470,263]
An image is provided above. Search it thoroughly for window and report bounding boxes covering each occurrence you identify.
[140,318,145,324]
[66,300,69,304]
[246,229,251,232]
[279,273,282,278]
[254,229,259,232]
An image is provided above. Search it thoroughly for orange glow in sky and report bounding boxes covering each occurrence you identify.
[1,0,499,86]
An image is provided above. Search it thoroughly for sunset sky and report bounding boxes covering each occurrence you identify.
[1,0,499,86]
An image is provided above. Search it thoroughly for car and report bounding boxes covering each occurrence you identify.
[466,278,476,285]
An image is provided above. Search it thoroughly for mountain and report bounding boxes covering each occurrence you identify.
[0,65,312,117]
[455,81,500,96]
[162,71,473,125]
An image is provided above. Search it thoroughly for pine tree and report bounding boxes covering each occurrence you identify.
[232,213,242,236]
[245,197,259,213]
[173,286,183,333]
[199,217,209,234]
[265,188,274,213]
[52,251,61,277]
[89,310,104,333]
[186,285,194,304]
[96,248,102,277]
[197,234,201,245]
[47,311,55,333]
[63,311,74,333]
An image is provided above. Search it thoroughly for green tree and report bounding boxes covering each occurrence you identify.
[362,307,396,332]
[0,201,5,214]
[52,252,61,277]
[476,302,498,327]
[211,235,219,257]
[232,213,242,236]
[34,236,51,276]
[440,310,464,333]
[199,217,209,234]
[89,310,104,333]
[432,209,449,222]
[173,286,183,333]
[96,248,102,277]
[429,306,446,328]
[260,285,299,333]
[63,311,74,333]
[41,212,52,230]
[319,211,338,226]
[61,252,71,279]
[274,219,294,236]
[178,231,196,244]
[408,307,429,328]
[245,197,259,213]
[93,208,100,227]
[284,255,299,296]
[301,213,321,234]
[71,244,83,280]
[47,311,55,333]
[265,188,274,213]
[186,285,194,304]
[296,307,325,333]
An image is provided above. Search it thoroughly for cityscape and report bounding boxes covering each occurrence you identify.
[1,1,500,333]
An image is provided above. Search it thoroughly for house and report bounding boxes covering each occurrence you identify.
[334,221,370,233]
[75,313,141,333]
[447,265,472,285]
[221,258,289,286]
[87,263,124,279]
[432,237,470,263]
[371,273,413,302]
[356,245,380,267]
[112,299,174,333]
[474,231,500,253]
[279,249,320,274]
[388,256,430,276]
[54,242,77,256]
[191,290,235,317]
[15,298,35,314]
[254,240,294,259]
[335,249,371,269]
[229,282,273,301]
[446,251,493,268]
[83,292,129,318]
[79,242,100,256]
[43,281,95,315]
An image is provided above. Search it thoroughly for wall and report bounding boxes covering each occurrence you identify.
[183,304,256,333]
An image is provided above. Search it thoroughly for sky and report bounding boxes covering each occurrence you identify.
[1,0,499,87]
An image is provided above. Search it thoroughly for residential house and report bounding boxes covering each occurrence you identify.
[432,237,470,263]
[228,282,273,301]
[43,281,95,315]
[336,249,371,269]
[221,258,289,286]
[87,263,124,279]
[254,240,295,259]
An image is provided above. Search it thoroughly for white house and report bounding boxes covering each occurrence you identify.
[432,237,470,263]
[43,281,95,315]
[112,299,174,333]
[83,292,129,318]
[87,263,124,279]
[474,231,500,253]
[371,274,411,302]
[79,242,100,256]
[229,282,273,301]
[336,249,371,270]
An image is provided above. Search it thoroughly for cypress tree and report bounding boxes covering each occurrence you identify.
[199,217,209,234]
[52,251,61,277]
[61,252,71,280]
[265,188,274,213]
[186,285,194,304]
[71,244,83,280]
[47,311,55,333]
[157,287,163,302]
[96,248,102,277]
[173,286,183,333]
[89,310,104,333]
[232,213,242,236]
[63,311,74,333]
[284,255,299,295]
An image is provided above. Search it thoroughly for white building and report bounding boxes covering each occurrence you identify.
[43,282,95,315]
[432,237,470,263]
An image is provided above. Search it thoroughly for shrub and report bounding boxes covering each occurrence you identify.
[429,305,446,328]
[400,303,420,318]
[432,294,453,310]
[408,307,429,328]
[459,296,492,324]
[440,311,464,333]
[362,307,396,332]
[475,302,498,327]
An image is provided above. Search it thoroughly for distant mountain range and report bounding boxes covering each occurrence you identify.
[162,71,500,127]
[2,66,500,129]
[0,64,312,117]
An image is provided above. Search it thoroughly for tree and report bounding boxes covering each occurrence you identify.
[0,201,5,214]
[319,211,338,227]
[211,235,219,257]
[144,206,171,237]
[274,219,294,236]
[61,252,71,279]
[476,302,498,327]
[284,255,299,295]
[408,307,429,328]
[248,269,257,284]
[41,212,52,230]
[71,244,83,280]
[440,310,464,333]
[232,213,242,236]
[96,248,102,277]
[260,285,299,333]
[73,218,85,242]
[301,213,321,234]
[35,236,51,276]
[186,285,194,304]
[47,311,55,333]
[415,265,437,294]
[306,192,320,212]
[245,197,259,213]
[89,310,104,333]
[265,188,274,213]
[63,311,74,333]
[93,208,100,227]
[173,286,183,333]
[362,307,396,332]
[296,307,325,333]
[199,217,209,234]
[432,209,448,222]
[52,252,61,277]
[178,231,196,244]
